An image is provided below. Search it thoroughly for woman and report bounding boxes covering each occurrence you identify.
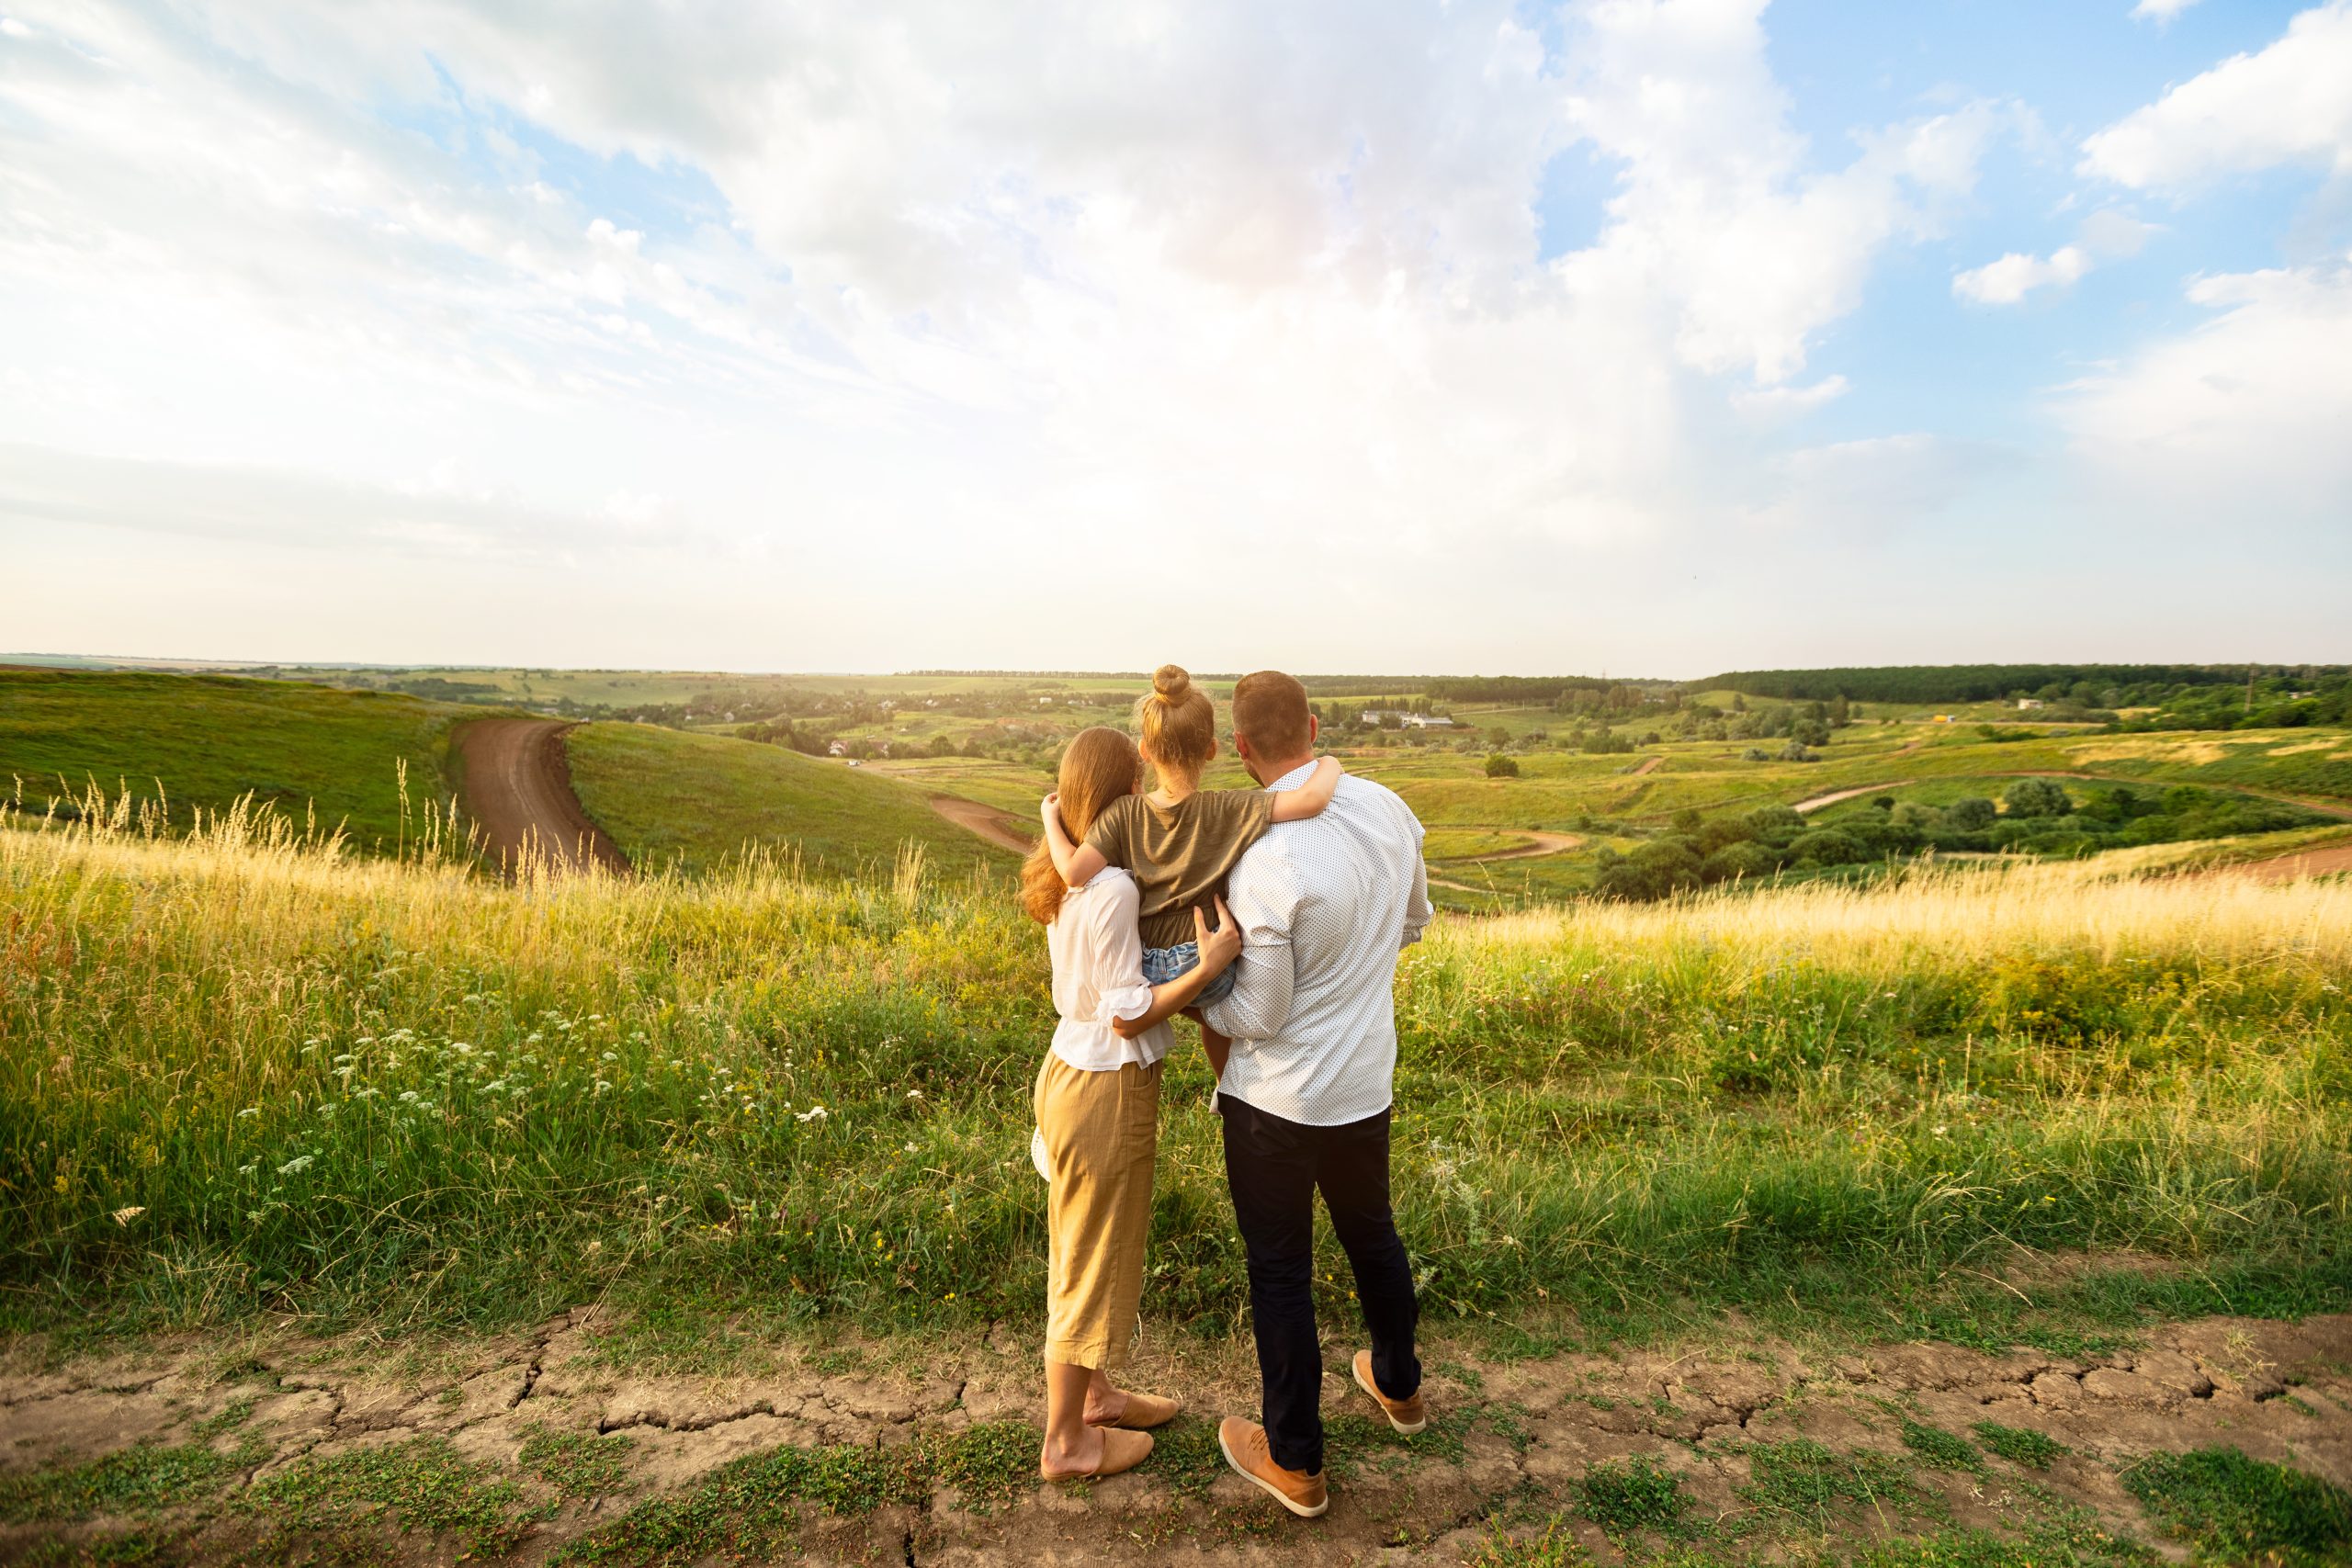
[1020,725,1241,1480]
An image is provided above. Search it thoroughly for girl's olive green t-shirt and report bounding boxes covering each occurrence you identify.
[1082,789,1275,950]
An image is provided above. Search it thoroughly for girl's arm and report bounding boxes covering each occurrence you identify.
[1112,897,1241,1039]
[1039,793,1114,887]
[1267,755,1344,824]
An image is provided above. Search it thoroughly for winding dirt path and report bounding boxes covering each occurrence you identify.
[454,719,629,876]
[2221,840,2352,884]
[1792,780,1917,814]
[929,795,1034,853]
[1629,755,1664,775]
[1465,829,1584,861]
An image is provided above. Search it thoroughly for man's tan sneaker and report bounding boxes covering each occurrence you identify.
[1351,1350,1429,1436]
[1217,1416,1329,1517]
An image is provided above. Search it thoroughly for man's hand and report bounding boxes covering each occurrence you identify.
[1194,895,1242,975]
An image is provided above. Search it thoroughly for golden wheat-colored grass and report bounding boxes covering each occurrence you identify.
[1458,856,2352,971]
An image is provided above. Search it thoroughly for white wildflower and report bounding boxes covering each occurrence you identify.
[276,1155,314,1177]
[796,1105,828,1123]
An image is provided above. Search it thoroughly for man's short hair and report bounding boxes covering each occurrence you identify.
[1231,670,1313,761]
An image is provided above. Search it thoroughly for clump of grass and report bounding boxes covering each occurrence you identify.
[1899,1420,1982,1472]
[921,1423,1035,1513]
[519,1426,637,1501]
[1972,1420,2067,1470]
[557,1426,1034,1564]
[2121,1447,2352,1567]
[239,1435,544,1559]
[1465,1516,1589,1566]
[0,1438,263,1523]
[1576,1454,1697,1540]
[1736,1438,1926,1532]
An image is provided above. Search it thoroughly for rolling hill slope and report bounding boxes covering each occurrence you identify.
[0,668,468,853]
[564,722,1023,879]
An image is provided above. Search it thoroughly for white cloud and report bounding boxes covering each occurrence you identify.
[1955,245,2092,305]
[1951,208,2156,305]
[2083,0,2352,187]
[2130,0,2202,25]
[0,0,2030,671]
[2058,254,2352,524]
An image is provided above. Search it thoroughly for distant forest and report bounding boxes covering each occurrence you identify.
[1701,664,2351,705]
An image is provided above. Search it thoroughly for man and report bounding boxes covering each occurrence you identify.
[1202,669,1434,1518]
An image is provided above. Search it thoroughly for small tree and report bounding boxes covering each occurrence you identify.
[1485,753,1520,779]
[1487,725,1512,748]
[1945,796,1996,830]
[2002,778,2073,818]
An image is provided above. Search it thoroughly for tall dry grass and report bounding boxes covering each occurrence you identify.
[3,794,2347,1348]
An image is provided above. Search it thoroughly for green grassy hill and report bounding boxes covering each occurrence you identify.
[0,668,468,853]
[565,723,1023,879]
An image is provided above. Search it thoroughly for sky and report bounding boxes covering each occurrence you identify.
[2,0,2348,679]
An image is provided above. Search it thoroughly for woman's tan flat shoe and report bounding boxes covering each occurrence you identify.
[1091,1390,1180,1430]
[1041,1426,1153,1481]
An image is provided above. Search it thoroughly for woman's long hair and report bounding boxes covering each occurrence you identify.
[1134,663,1216,779]
[1020,727,1142,925]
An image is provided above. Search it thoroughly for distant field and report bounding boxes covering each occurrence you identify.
[566,723,1021,879]
[0,669,470,854]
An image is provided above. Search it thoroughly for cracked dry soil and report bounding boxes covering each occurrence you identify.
[5,1308,2351,1565]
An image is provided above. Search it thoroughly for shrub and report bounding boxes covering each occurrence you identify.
[2002,779,2073,818]
[1785,829,1867,866]
[1747,805,1804,839]
[1702,842,1777,883]
[1485,754,1520,779]
[1945,797,1997,830]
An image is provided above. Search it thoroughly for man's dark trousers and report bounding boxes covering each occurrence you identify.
[1218,1091,1420,1475]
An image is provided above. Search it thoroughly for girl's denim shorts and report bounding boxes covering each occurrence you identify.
[1141,940,1237,1005]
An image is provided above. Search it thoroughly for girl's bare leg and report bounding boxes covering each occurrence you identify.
[1180,1004,1231,1081]
[1042,1359,1106,1475]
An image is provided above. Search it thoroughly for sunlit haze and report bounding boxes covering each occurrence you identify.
[3,1,2348,675]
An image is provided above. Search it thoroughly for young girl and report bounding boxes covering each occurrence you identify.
[1039,664,1340,1080]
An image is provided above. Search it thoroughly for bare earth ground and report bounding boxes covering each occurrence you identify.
[6,1305,2348,1564]
[929,795,1035,854]
[1463,831,1584,862]
[1629,757,1665,776]
[453,720,630,876]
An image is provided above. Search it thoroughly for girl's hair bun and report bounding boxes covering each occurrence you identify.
[1151,664,1192,704]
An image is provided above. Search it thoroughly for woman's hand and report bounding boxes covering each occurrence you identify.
[1193,895,1242,976]
[1040,791,1061,826]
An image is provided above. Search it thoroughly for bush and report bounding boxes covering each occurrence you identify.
[1702,842,1777,883]
[1944,797,1996,831]
[1891,802,1941,829]
[1777,739,1816,761]
[2002,778,2073,818]
[1747,806,1804,839]
[1485,754,1520,779]
[1785,829,1868,866]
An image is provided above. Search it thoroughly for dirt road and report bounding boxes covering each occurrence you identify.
[454,719,629,876]
[1792,780,1917,814]
[2224,840,2352,884]
[930,795,1034,853]
[1465,829,1583,861]
[1629,755,1664,775]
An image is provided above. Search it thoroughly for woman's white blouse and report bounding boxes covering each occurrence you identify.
[1047,868,1172,1071]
